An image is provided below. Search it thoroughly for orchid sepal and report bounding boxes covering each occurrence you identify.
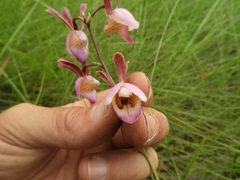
[96,71,115,87]
[46,7,74,30]
[113,52,128,82]
[58,58,84,77]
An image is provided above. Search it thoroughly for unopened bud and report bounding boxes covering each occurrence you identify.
[86,12,92,24]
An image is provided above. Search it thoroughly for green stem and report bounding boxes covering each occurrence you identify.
[91,5,105,19]
[143,147,159,180]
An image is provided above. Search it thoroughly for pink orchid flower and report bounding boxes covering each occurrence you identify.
[58,58,100,103]
[104,52,147,124]
[46,5,89,63]
[103,0,139,43]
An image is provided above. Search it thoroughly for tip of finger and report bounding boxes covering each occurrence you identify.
[127,72,153,106]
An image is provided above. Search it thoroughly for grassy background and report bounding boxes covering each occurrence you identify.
[0,0,239,179]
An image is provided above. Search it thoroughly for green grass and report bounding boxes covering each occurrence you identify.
[0,0,239,179]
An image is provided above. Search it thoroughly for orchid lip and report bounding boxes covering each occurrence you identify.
[112,93,142,124]
[75,76,100,104]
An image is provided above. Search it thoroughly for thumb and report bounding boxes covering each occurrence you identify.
[0,101,120,149]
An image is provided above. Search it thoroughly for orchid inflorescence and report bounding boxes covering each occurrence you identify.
[46,0,146,124]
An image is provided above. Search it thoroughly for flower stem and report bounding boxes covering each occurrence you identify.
[142,147,159,180]
[91,5,105,19]
[86,23,115,86]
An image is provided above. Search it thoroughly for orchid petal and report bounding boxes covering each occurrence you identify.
[112,94,142,124]
[124,83,147,102]
[66,31,89,63]
[46,8,73,30]
[104,19,133,43]
[109,8,139,31]
[75,76,100,103]
[61,7,74,28]
[113,52,127,82]
[75,77,84,99]
[58,58,84,77]
[104,82,124,105]
[80,76,100,103]
[81,89,97,104]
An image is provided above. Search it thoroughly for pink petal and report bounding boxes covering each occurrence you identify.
[46,8,73,30]
[113,52,127,82]
[117,25,134,43]
[75,76,100,103]
[81,76,100,103]
[66,31,89,63]
[109,8,139,31]
[61,7,74,28]
[124,83,147,102]
[58,58,84,77]
[81,89,97,104]
[104,18,133,43]
[75,77,84,99]
[112,94,142,124]
[104,82,123,105]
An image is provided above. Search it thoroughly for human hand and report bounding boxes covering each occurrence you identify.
[0,72,169,180]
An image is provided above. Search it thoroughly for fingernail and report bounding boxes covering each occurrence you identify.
[143,112,158,145]
[143,75,153,106]
[88,156,108,180]
[145,76,152,99]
